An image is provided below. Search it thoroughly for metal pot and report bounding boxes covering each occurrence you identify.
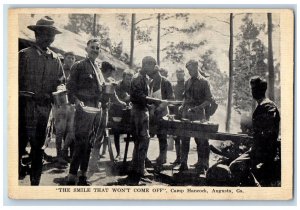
[103,83,116,94]
[52,90,68,106]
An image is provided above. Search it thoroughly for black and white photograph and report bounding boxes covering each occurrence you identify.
[8,8,294,200]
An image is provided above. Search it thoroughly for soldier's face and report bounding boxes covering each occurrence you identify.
[143,62,156,76]
[123,74,133,86]
[64,55,75,68]
[86,42,101,60]
[35,30,56,49]
[187,65,198,78]
[176,72,185,81]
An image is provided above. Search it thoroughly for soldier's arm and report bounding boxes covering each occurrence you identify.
[254,105,280,139]
[18,50,27,91]
[191,80,213,112]
[130,77,147,106]
[57,58,66,85]
[66,62,80,104]
[165,80,175,100]
[110,91,126,107]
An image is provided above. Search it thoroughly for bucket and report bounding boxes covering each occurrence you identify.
[52,90,68,106]
[82,106,101,116]
[103,83,116,94]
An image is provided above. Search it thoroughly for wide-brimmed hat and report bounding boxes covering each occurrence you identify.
[27,16,62,34]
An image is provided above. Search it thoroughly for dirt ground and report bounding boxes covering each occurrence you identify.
[19,135,226,186]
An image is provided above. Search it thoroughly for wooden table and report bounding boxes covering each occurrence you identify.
[108,120,252,163]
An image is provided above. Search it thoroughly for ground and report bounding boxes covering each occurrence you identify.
[19,136,228,186]
[19,104,242,186]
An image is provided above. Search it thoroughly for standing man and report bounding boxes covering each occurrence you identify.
[171,68,185,165]
[179,60,213,173]
[127,56,156,182]
[53,51,76,164]
[229,77,280,186]
[89,61,126,171]
[66,39,106,185]
[19,16,65,185]
[111,69,134,160]
[147,65,174,165]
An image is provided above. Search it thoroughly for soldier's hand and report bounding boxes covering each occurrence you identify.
[120,101,127,108]
[178,105,183,113]
[188,108,196,113]
[75,99,84,109]
[160,100,168,107]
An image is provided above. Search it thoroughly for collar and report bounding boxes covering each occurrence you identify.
[190,74,202,81]
[63,64,71,71]
[258,97,271,106]
[34,45,55,58]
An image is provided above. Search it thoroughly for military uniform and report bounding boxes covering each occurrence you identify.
[67,57,105,180]
[149,75,174,164]
[180,74,213,171]
[130,72,150,176]
[19,45,65,185]
[229,98,280,186]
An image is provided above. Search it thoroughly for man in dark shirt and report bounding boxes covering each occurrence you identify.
[171,68,185,165]
[111,69,134,160]
[179,60,213,173]
[19,16,65,185]
[89,61,126,171]
[147,65,174,165]
[127,56,156,182]
[66,38,106,185]
[229,77,280,186]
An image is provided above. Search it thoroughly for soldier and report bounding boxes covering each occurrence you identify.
[178,60,214,173]
[147,65,174,165]
[126,56,157,183]
[19,16,65,185]
[66,38,106,185]
[229,77,280,186]
[111,69,134,160]
[171,68,185,165]
[89,61,126,171]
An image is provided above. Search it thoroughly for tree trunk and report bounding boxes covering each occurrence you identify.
[157,13,161,65]
[226,13,234,132]
[268,13,275,101]
[130,14,136,68]
[93,14,97,37]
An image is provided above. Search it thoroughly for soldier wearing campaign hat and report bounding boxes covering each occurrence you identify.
[19,16,65,185]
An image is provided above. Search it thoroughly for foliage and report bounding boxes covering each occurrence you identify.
[162,41,207,63]
[233,14,268,112]
[64,14,111,49]
[110,41,130,64]
[200,50,228,104]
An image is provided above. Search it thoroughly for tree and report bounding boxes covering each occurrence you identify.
[130,14,136,67]
[268,13,275,101]
[200,50,228,105]
[157,13,161,65]
[226,13,234,132]
[233,14,268,113]
[65,14,111,49]
[118,14,154,67]
[159,13,206,64]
